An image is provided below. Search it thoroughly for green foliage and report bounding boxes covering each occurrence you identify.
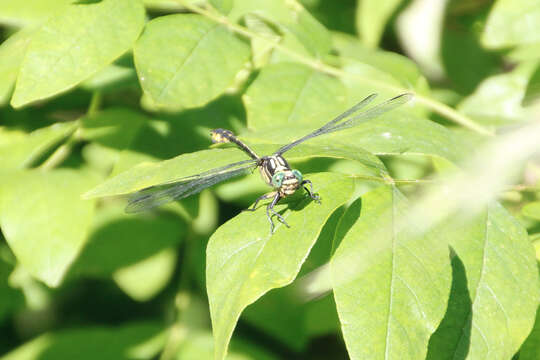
[1,0,540,360]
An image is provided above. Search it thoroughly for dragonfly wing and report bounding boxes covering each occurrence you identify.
[125,160,256,213]
[329,93,413,132]
[274,94,377,155]
[276,93,412,155]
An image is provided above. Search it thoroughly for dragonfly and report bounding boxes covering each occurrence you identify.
[126,93,413,233]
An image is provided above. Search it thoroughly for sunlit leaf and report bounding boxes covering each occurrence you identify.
[522,201,540,221]
[523,64,540,106]
[0,28,33,105]
[207,173,354,360]
[0,0,71,27]
[332,32,429,95]
[80,108,147,150]
[331,186,452,359]
[2,322,165,360]
[134,14,250,110]
[427,203,539,359]
[243,109,465,164]
[70,205,185,301]
[0,121,76,170]
[244,62,347,130]
[84,141,385,199]
[177,331,277,360]
[459,62,540,125]
[0,170,97,287]
[482,0,540,49]
[356,0,404,48]
[11,0,145,107]
[229,0,331,56]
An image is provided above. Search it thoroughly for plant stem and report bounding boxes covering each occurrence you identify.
[177,0,494,136]
[39,127,80,171]
[40,92,102,170]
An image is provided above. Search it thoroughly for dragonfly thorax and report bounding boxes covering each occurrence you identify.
[259,155,302,197]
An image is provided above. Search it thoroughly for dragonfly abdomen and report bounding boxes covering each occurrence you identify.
[211,129,260,160]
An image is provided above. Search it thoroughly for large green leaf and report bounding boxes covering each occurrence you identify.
[331,186,451,359]
[427,203,539,359]
[11,0,145,107]
[134,14,250,110]
[84,142,385,199]
[0,28,33,105]
[244,62,347,130]
[0,121,76,170]
[69,205,184,300]
[80,108,147,150]
[332,32,429,95]
[522,201,540,221]
[0,170,97,287]
[228,0,331,56]
[459,62,540,125]
[0,0,71,27]
[206,172,354,360]
[2,322,165,360]
[243,109,465,164]
[482,0,540,49]
[356,0,404,48]
[176,331,277,360]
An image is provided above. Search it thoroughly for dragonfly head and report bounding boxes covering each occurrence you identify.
[271,170,303,188]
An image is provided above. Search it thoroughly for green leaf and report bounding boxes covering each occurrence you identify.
[113,248,177,301]
[11,0,145,108]
[209,0,234,14]
[81,64,138,93]
[243,110,465,164]
[134,14,250,110]
[2,322,165,360]
[482,0,540,49]
[0,0,71,27]
[84,142,385,199]
[207,173,354,360]
[459,62,540,125]
[80,108,147,150]
[70,205,184,301]
[0,121,76,170]
[427,203,539,359]
[229,0,331,56]
[0,28,34,105]
[523,64,540,106]
[522,201,540,221]
[244,62,347,130]
[356,0,404,48]
[332,32,429,95]
[0,170,97,287]
[176,331,278,360]
[331,186,451,359]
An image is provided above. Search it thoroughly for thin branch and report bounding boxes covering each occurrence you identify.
[177,1,494,136]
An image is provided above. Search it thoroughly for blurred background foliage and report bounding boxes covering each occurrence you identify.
[0,0,540,359]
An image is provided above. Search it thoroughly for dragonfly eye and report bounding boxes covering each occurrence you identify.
[292,169,303,183]
[271,172,285,187]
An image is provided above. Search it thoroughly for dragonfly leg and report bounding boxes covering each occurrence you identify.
[243,192,276,212]
[301,180,321,203]
[267,192,289,233]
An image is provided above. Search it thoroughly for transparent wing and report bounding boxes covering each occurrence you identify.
[125,159,257,213]
[275,93,412,155]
